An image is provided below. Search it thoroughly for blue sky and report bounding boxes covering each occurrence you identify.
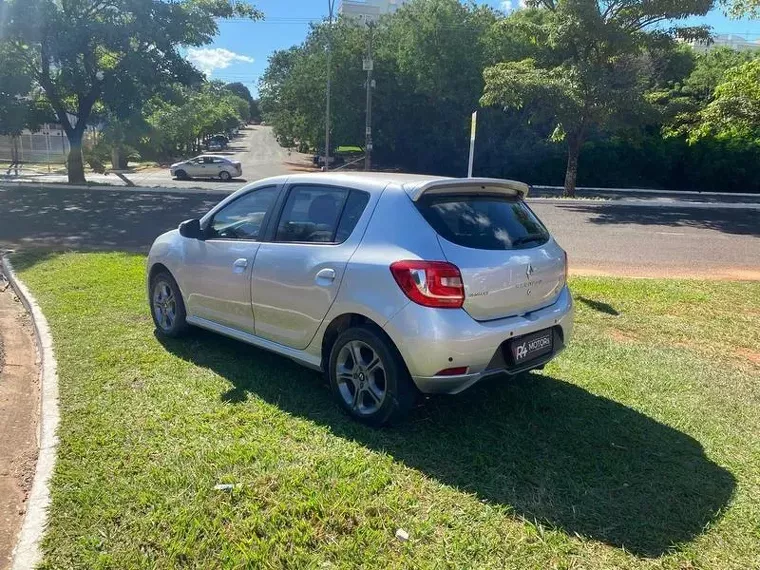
[187,0,760,96]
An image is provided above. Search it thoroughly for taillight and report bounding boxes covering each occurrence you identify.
[390,260,465,308]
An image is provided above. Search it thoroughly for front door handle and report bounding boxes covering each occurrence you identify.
[315,268,336,285]
[233,258,248,273]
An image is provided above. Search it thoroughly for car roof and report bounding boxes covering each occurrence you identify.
[252,172,450,194]
[248,172,528,197]
[193,154,229,160]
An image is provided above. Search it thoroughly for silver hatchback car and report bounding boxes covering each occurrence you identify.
[147,173,573,424]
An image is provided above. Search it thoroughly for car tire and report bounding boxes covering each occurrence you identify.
[149,271,189,338]
[328,325,418,426]
[175,169,188,180]
[219,171,232,181]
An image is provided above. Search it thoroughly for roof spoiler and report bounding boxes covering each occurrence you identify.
[404,177,531,201]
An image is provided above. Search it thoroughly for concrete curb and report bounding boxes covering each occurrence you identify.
[1,179,232,196]
[532,184,760,198]
[1,255,59,570]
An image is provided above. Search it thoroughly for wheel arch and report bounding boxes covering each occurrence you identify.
[147,262,188,304]
[320,312,401,372]
[148,262,172,284]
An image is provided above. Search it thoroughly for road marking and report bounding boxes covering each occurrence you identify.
[655,231,686,236]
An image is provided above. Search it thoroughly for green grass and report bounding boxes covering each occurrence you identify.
[12,252,760,569]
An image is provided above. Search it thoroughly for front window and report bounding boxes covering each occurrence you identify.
[275,186,347,243]
[208,187,278,240]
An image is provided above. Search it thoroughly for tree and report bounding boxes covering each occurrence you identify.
[0,45,55,170]
[250,99,262,123]
[0,0,260,183]
[652,47,757,138]
[259,0,498,172]
[145,83,250,159]
[481,0,713,196]
[693,59,760,142]
[720,0,760,18]
[225,82,257,120]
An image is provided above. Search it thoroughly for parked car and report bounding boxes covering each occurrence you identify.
[313,146,365,168]
[209,134,229,149]
[170,155,242,181]
[312,152,343,167]
[147,173,573,425]
[207,140,224,151]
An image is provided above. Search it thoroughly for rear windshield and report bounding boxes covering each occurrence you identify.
[417,194,550,250]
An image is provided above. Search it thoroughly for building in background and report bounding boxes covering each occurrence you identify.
[339,0,409,24]
[685,33,760,53]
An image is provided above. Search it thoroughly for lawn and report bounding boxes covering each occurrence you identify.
[12,252,760,569]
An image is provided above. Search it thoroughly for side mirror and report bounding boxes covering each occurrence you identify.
[178,219,204,240]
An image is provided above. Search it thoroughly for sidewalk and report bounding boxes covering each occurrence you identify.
[4,177,760,209]
[531,185,760,205]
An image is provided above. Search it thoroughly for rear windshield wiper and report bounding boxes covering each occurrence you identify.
[512,233,547,247]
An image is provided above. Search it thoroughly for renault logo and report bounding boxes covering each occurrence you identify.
[526,264,535,279]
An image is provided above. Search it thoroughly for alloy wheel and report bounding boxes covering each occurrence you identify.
[335,340,387,416]
[152,280,177,332]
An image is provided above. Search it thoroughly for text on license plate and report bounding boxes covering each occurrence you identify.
[511,329,553,364]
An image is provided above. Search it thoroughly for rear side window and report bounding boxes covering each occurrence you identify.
[275,186,370,244]
[335,191,370,242]
[417,194,550,250]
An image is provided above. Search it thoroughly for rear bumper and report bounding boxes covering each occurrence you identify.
[383,286,573,395]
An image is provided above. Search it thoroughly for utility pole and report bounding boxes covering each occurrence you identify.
[363,22,375,171]
[325,0,336,171]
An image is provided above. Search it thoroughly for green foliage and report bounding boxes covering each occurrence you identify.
[0,45,50,135]
[225,81,256,120]
[260,0,760,194]
[720,0,760,18]
[654,47,758,137]
[0,0,260,182]
[260,0,497,173]
[694,59,760,142]
[481,0,714,195]
[143,83,249,159]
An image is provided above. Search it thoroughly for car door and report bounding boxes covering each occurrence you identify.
[191,157,210,177]
[251,184,371,349]
[212,157,228,176]
[182,185,281,333]
[200,156,217,178]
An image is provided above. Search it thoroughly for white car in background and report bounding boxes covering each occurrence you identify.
[170,155,242,181]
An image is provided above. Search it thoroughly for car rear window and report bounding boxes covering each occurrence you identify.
[417,194,550,250]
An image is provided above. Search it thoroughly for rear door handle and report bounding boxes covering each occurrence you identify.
[315,268,336,285]
[233,258,248,273]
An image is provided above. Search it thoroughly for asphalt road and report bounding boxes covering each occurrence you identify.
[1,185,758,278]
[530,201,760,278]
[2,126,313,190]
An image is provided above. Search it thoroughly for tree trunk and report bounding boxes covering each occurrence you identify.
[563,135,583,198]
[66,131,86,184]
[110,145,127,170]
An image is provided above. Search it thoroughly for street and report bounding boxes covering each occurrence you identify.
[2,126,313,190]
[1,184,758,278]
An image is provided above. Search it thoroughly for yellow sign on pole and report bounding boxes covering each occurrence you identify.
[468,111,477,177]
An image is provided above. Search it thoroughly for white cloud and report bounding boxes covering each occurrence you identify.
[186,47,254,76]
[499,0,528,12]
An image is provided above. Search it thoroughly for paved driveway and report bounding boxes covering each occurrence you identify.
[1,185,758,278]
